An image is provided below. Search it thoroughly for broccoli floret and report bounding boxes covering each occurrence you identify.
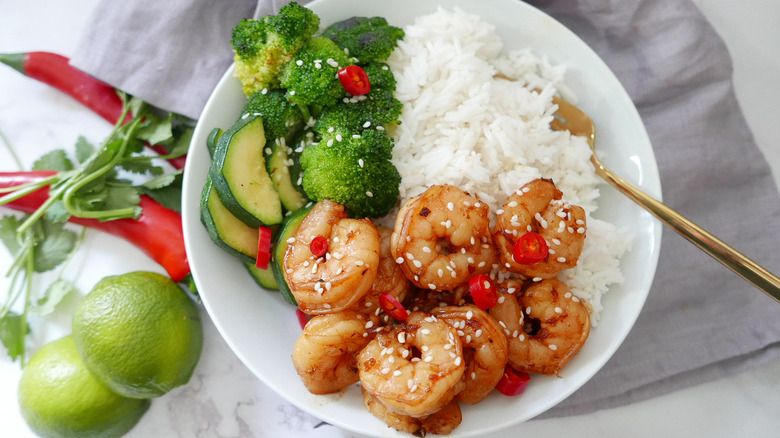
[312,88,402,138]
[322,17,404,63]
[300,130,400,218]
[362,62,397,91]
[241,89,305,144]
[231,2,320,96]
[279,37,354,108]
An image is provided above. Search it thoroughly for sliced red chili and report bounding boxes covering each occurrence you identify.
[512,231,548,264]
[255,226,273,269]
[338,65,371,95]
[468,274,498,310]
[309,235,329,258]
[295,308,311,329]
[496,366,531,396]
[379,293,409,322]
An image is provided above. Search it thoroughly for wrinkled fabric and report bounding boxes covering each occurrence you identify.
[72,0,780,418]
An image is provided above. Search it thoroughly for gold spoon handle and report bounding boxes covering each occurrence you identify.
[592,156,780,303]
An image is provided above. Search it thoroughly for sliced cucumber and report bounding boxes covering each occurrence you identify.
[270,205,313,306]
[267,138,308,212]
[206,127,224,158]
[200,176,258,263]
[210,114,283,227]
[244,261,278,290]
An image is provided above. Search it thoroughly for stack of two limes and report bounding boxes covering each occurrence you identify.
[18,271,203,438]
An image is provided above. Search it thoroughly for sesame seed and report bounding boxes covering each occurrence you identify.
[381,367,391,374]
[498,296,506,303]
[366,191,373,197]
[428,283,436,290]
[413,260,423,268]
[557,257,567,263]
[447,202,454,211]
[365,321,374,329]
[420,328,431,335]
[507,201,518,208]
[411,384,418,392]
[549,344,558,351]
[363,121,371,128]
[296,60,303,66]
[424,356,433,363]
[393,370,402,377]
[475,329,483,338]
[356,260,365,266]
[471,372,477,380]
[533,277,543,282]
[396,257,404,264]
[290,90,296,96]
[358,158,364,168]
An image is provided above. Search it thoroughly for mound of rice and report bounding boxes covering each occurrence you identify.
[385,7,633,324]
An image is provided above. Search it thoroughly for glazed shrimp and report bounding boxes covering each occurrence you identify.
[493,178,586,279]
[291,310,374,394]
[362,386,462,436]
[431,305,508,404]
[490,278,590,375]
[284,200,381,314]
[391,185,496,291]
[358,311,466,417]
[352,226,411,318]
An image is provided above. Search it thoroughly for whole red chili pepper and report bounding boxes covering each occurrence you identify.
[0,170,190,282]
[0,51,187,169]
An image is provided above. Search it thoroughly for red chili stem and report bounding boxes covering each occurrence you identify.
[0,170,190,282]
[0,51,187,169]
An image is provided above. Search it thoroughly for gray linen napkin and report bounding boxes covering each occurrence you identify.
[71,0,780,419]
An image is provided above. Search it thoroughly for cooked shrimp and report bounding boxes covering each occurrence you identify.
[403,286,469,314]
[490,278,590,375]
[431,305,509,404]
[284,200,381,314]
[493,178,586,279]
[362,387,462,436]
[353,226,411,319]
[291,310,374,394]
[358,311,466,417]
[391,185,496,291]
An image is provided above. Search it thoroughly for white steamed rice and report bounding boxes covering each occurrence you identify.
[384,7,633,324]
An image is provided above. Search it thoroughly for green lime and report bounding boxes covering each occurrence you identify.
[72,271,203,399]
[18,336,150,438]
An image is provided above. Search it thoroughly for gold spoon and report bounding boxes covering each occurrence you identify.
[550,94,780,303]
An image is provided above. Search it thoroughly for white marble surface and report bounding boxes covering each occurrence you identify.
[2,1,780,437]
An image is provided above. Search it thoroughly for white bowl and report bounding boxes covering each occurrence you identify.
[182,0,662,436]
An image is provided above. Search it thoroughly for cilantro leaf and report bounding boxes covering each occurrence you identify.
[32,149,74,171]
[34,279,76,316]
[32,219,78,272]
[0,215,23,256]
[0,312,29,361]
[74,136,95,164]
[139,171,183,212]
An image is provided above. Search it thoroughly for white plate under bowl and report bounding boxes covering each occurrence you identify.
[182,0,662,436]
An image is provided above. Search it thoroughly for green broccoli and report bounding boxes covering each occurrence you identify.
[362,62,397,91]
[312,88,402,138]
[231,2,320,96]
[300,129,400,218]
[279,37,354,109]
[321,17,405,63]
[241,88,305,145]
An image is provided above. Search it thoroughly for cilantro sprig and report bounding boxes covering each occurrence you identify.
[0,92,193,363]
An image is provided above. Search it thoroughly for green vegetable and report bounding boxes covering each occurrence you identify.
[280,37,354,108]
[209,114,283,227]
[242,88,305,146]
[312,88,402,138]
[322,16,405,63]
[271,205,311,306]
[300,129,400,218]
[362,62,398,91]
[200,177,259,263]
[231,2,320,96]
